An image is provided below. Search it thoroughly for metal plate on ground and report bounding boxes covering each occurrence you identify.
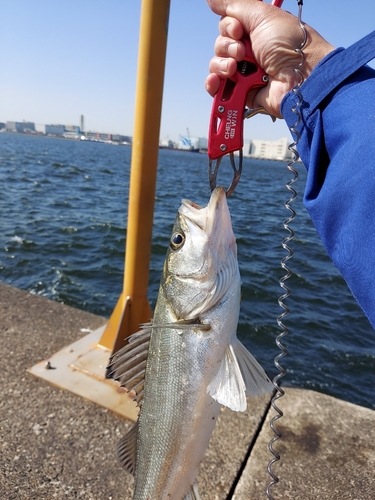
[27,325,138,422]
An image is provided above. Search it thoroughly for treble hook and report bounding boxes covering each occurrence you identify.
[208,150,243,197]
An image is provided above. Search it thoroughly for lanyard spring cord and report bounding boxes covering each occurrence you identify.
[265,2,307,499]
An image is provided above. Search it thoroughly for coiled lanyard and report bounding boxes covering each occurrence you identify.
[206,1,307,498]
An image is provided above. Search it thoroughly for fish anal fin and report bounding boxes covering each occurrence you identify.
[183,482,200,500]
[116,421,138,475]
[231,338,274,396]
[207,344,247,412]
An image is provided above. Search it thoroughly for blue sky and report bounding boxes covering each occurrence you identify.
[1,0,374,142]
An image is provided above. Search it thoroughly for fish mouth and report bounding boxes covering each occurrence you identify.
[207,186,235,246]
[179,187,235,249]
[179,199,204,229]
[181,186,226,208]
[181,199,202,210]
[180,186,229,232]
[208,185,227,204]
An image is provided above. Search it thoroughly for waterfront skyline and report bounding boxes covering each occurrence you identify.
[1,0,374,143]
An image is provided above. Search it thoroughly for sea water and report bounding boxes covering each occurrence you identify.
[0,132,374,410]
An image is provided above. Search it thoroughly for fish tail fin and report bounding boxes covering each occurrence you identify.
[183,482,200,500]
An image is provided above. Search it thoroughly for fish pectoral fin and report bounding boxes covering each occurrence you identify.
[183,482,201,500]
[207,344,247,412]
[106,325,151,406]
[116,421,138,475]
[232,337,274,396]
[207,339,274,412]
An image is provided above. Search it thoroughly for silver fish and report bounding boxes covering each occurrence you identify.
[107,186,273,500]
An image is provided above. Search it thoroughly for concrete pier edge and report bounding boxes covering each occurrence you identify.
[1,282,374,500]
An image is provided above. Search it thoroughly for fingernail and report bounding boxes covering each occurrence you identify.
[219,59,229,72]
[228,42,239,58]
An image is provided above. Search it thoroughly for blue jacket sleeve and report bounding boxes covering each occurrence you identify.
[281,31,375,329]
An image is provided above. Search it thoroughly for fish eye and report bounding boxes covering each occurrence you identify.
[170,231,185,250]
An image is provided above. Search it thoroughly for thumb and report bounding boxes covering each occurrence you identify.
[207,0,268,30]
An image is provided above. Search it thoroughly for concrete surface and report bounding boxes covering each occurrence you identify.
[233,388,375,500]
[0,283,270,500]
[1,282,374,499]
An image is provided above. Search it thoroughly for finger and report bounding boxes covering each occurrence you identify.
[207,0,261,17]
[247,78,287,119]
[205,73,221,97]
[218,16,244,40]
[206,0,228,16]
[208,55,238,79]
[214,35,245,61]
[244,87,282,120]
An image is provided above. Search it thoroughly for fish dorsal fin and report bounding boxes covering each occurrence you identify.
[106,325,151,406]
[183,482,201,500]
[207,339,273,412]
[116,421,138,475]
[231,337,274,396]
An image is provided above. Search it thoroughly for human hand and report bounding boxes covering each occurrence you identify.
[205,0,335,118]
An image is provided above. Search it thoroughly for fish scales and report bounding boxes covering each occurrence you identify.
[107,186,273,499]
[135,302,227,498]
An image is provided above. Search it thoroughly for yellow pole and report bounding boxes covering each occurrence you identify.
[99,0,171,353]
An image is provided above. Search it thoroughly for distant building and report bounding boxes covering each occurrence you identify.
[85,131,111,141]
[99,133,111,141]
[6,121,35,133]
[112,134,132,144]
[6,121,17,132]
[245,137,293,161]
[35,123,46,134]
[160,136,174,148]
[65,125,80,134]
[178,135,208,151]
[3,118,131,144]
[20,122,35,133]
[45,124,65,136]
[63,131,80,140]
[83,131,97,140]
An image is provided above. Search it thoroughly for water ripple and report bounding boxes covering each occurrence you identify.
[0,133,374,410]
